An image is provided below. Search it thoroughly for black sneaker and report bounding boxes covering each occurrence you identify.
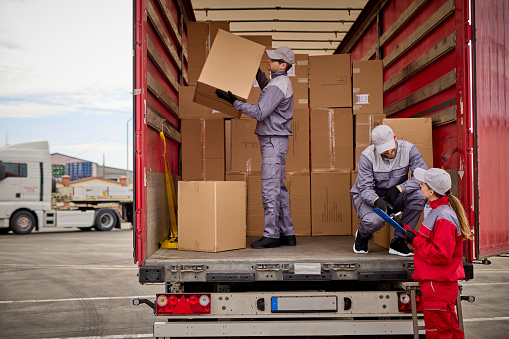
[251,237,280,249]
[353,230,369,254]
[389,237,414,256]
[280,235,296,246]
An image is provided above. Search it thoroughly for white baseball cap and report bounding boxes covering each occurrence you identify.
[266,46,295,65]
[371,125,396,154]
[413,168,452,195]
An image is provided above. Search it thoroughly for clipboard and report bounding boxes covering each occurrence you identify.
[372,208,405,233]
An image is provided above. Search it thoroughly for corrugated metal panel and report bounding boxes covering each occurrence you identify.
[473,0,509,258]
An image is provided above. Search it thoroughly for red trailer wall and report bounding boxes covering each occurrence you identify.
[473,0,509,258]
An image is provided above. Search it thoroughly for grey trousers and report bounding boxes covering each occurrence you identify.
[258,135,294,239]
[352,189,427,238]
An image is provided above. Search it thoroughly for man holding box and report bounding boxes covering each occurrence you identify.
[216,46,296,249]
[350,125,428,256]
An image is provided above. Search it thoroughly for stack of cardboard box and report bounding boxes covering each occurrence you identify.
[178,28,435,251]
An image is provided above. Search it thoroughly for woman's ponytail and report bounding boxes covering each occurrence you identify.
[446,191,472,240]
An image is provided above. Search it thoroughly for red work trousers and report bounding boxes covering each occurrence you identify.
[420,281,464,339]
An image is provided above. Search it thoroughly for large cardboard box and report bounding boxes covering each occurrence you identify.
[179,86,229,119]
[287,172,311,236]
[188,22,230,85]
[383,118,433,167]
[354,113,386,167]
[288,54,309,79]
[246,172,264,236]
[311,171,351,235]
[194,30,265,118]
[311,108,353,171]
[352,60,384,114]
[309,54,351,108]
[230,119,261,172]
[181,119,225,181]
[290,77,309,110]
[286,109,310,172]
[178,181,246,252]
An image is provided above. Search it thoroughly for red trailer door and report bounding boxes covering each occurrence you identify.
[133,0,193,265]
[472,0,509,258]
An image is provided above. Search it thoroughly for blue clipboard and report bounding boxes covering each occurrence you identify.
[372,208,405,233]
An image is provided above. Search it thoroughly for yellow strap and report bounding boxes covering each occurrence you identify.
[160,131,177,240]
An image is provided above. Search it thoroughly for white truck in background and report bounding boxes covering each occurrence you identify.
[0,141,133,234]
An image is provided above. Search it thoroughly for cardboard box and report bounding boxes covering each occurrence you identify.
[288,54,309,79]
[287,172,311,236]
[352,60,384,114]
[188,22,230,85]
[383,118,433,167]
[309,54,351,108]
[351,170,359,236]
[178,181,246,252]
[230,119,261,172]
[311,108,353,171]
[241,35,272,63]
[244,172,264,236]
[354,113,386,167]
[179,86,229,119]
[290,77,309,110]
[181,119,225,181]
[286,109,310,172]
[194,30,265,118]
[311,171,351,235]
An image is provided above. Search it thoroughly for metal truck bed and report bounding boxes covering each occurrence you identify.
[142,236,414,283]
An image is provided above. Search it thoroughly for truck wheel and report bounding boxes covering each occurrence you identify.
[94,209,117,231]
[10,211,35,234]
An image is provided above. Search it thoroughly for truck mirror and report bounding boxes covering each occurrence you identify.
[0,163,5,181]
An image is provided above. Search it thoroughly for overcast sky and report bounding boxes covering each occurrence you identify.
[0,0,133,170]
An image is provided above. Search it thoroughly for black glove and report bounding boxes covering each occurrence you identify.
[405,230,416,244]
[384,186,401,205]
[374,198,392,214]
[215,89,237,104]
[391,214,404,228]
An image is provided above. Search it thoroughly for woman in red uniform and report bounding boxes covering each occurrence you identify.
[394,167,471,339]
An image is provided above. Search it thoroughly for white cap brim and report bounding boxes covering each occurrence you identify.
[413,168,426,182]
[376,139,396,154]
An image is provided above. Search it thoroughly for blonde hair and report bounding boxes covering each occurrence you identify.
[424,183,472,240]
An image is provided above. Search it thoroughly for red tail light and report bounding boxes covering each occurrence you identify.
[156,294,211,315]
[397,291,423,312]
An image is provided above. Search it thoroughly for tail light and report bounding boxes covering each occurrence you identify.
[397,291,423,312]
[156,294,211,315]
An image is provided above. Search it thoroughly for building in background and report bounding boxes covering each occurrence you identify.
[51,153,133,182]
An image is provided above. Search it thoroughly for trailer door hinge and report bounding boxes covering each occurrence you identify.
[467,130,475,151]
[465,23,473,43]
[131,88,142,95]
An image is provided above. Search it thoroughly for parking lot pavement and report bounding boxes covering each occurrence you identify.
[0,227,508,338]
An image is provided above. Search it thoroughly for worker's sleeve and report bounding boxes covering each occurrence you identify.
[356,154,379,205]
[233,85,284,122]
[412,219,457,265]
[400,145,428,193]
[256,69,269,89]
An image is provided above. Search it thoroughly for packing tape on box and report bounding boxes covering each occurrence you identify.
[328,109,336,171]
[201,119,206,180]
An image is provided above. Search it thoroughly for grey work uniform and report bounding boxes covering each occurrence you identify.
[350,140,428,238]
[233,70,295,239]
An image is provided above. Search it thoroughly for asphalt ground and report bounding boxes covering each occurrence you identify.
[0,225,508,339]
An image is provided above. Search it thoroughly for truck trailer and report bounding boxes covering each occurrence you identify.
[132,0,508,337]
[0,141,133,234]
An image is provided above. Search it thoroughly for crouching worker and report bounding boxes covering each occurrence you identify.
[393,168,471,339]
[350,125,428,256]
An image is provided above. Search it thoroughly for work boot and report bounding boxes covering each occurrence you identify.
[389,237,414,256]
[251,237,280,249]
[280,235,296,246]
[353,230,369,254]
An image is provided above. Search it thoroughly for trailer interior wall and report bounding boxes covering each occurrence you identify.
[337,0,476,260]
[134,0,194,264]
[473,0,509,258]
